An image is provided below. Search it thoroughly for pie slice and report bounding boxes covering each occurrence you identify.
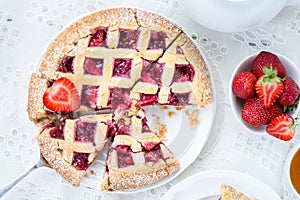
[219,184,253,200]
[102,112,179,191]
[36,114,113,186]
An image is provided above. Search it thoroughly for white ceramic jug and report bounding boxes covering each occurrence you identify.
[178,0,299,33]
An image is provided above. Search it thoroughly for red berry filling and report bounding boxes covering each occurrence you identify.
[72,152,90,170]
[143,142,158,151]
[148,31,167,50]
[167,92,190,106]
[81,85,99,108]
[113,58,133,78]
[115,119,131,136]
[109,87,132,110]
[136,92,159,106]
[116,145,134,168]
[173,64,195,82]
[141,117,150,132]
[141,59,165,85]
[58,56,74,74]
[75,120,97,144]
[83,57,103,76]
[88,28,107,47]
[106,120,118,138]
[41,120,65,140]
[118,29,140,49]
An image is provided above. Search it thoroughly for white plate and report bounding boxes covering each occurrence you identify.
[161,170,281,200]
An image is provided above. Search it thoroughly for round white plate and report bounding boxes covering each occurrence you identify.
[161,170,281,200]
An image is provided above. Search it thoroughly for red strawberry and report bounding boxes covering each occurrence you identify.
[266,114,295,141]
[255,67,284,108]
[232,72,257,99]
[278,76,300,107]
[242,97,283,127]
[43,77,80,112]
[251,51,286,78]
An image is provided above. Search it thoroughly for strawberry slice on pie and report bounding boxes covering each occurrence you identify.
[43,77,80,112]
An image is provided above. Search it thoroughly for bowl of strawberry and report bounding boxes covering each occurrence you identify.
[229,51,300,141]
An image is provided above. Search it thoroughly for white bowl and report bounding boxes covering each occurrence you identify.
[282,143,300,199]
[229,52,300,135]
[177,0,288,33]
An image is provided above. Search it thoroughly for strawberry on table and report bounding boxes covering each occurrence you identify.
[266,114,295,141]
[43,77,80,112]
[278,76,300,109]
[232,71,257,99]
[242,97,283,127]
[255,66,284,109]
[251,51,286,78]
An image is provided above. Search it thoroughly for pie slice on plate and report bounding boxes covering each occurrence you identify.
[36,114,113,187]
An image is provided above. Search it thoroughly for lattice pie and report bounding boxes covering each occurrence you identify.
[27,8,212,190]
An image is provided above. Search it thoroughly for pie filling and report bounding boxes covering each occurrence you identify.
[118,29,140,49]
[114,142,165,169]
[72,152,91,170]
[141,59,164,85]
[88,28,108,47]
[40,119,65,140]
[58,56,74,74]
[81,85,99,108]
[148,30,168,50]
[75,120,97,144]
[173,64,195,82]
[83,57,103,76]
[113,58,133,78]
[109,87,132,111]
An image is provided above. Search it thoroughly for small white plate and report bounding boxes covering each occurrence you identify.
[161,170,281,200]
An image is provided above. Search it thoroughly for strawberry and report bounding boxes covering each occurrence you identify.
[242,97,283,127]
[232,72,257,99]
[255,66,284,108]
[43,77,80,112]
[251,51,286,78]
[278,76,300,108]
[266,114,295,141]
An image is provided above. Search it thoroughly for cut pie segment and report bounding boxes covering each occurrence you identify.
[36,114,113,187]
[102,112,179,191]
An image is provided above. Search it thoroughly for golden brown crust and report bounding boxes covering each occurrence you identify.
[27,73,48,122]
[221,184,252,200]
[102,159,179,191]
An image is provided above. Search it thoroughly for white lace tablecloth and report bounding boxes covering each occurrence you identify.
[1,0,300,199]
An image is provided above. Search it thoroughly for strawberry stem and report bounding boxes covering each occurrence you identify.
[261,66,285,86]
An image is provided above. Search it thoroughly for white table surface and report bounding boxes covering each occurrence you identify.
[1,0,300,199]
